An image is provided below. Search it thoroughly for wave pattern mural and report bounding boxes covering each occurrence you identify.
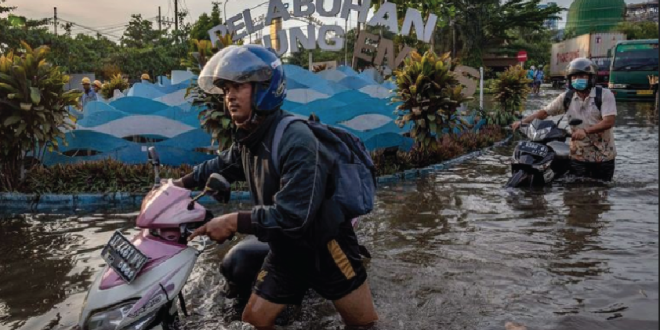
[46,64,483,166]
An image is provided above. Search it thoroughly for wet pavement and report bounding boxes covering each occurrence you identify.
[0,89,657,330]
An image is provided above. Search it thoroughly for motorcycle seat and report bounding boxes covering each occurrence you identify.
[547,141,570,159]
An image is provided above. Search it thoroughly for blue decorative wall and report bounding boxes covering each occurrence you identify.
[43,64,484,166]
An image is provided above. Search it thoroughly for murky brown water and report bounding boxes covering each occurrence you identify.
[0,89,657,330]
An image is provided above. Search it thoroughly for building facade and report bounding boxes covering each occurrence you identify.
[626,1,659,23]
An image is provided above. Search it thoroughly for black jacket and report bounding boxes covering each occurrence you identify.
[186,110,342,250]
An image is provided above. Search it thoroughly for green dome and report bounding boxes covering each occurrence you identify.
[565,0,626,35]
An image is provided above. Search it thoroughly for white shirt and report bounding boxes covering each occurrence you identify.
[543,88,617,162]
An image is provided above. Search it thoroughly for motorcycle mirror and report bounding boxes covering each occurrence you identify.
[206,173,230,193]
[148,147,160,165]
[187,174,232,210]
[569,119,583,126]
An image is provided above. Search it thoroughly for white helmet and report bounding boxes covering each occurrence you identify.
[530,65,536,70]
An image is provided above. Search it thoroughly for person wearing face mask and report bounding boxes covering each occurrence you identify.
[512,58,617,181]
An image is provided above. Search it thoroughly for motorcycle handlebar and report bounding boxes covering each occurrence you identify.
[182,209,235,244]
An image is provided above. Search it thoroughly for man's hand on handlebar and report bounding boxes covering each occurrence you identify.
[188,212,238,243]
[511,120,524,131]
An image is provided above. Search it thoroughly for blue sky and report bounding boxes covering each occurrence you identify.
[3,0,649,42]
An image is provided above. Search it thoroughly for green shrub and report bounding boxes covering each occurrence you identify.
[392,50,472,153]
[491,65,531,125]
[100,73,129,99]
[11,158,248,194]
[0,41,82,191]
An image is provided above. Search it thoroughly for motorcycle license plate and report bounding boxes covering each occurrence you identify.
[101,231,148,284]
[519,141,548,157]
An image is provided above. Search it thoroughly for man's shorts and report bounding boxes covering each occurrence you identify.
[253,224,368,305]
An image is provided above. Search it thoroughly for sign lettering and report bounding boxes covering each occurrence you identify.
[207,0,440,68]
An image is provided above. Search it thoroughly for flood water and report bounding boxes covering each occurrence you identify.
[0,89,657,330]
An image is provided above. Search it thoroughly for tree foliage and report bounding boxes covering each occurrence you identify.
[189,2,223,41]
[613,21,659,40]
[120,14,162,48]
[366,0,561,68]
[0,42,82,191]
[0,6,193,81]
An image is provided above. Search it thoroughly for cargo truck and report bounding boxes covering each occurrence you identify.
[550,33,626,88]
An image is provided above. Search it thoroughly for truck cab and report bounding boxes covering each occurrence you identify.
[608,39,659,101]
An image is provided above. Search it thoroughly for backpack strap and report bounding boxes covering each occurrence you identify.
[595,86,602,111]
[271,116,302,176]
[563,89,575,112]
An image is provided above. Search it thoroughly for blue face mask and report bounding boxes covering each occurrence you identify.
[572,78,588,90]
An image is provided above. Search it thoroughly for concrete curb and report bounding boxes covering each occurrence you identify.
[0,136,512,214]
[376,135,512,184]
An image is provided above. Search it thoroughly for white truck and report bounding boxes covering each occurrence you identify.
[550,32,626,87]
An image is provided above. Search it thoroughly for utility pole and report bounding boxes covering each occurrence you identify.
[53,7,57,36]
[308,15,313,71]
[174,0,178,32]
[344,13,348,66]
[158,6,162,32]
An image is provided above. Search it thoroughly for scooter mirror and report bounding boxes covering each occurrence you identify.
[148,147,160,165]
[206,173,230,193]
[569,119,583,126]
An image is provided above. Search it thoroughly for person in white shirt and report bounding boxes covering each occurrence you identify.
[512,58,617,181]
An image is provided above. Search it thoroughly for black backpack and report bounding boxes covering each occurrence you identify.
[271,116,377,220]
[563,86,603,112]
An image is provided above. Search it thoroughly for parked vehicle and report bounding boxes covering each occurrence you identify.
[608,39,659,101]
[550,33,626,88]
[506,118,583,188]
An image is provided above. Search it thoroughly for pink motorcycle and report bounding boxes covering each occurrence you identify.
[77,147,229,330]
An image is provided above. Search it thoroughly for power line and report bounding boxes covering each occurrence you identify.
[58,18,123,40]
[60,15,160,40]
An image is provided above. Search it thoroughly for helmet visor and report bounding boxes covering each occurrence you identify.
[199,45,275,94]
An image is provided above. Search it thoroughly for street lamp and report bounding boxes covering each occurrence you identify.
[224,0,229,22]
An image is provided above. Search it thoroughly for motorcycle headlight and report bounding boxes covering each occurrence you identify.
[86,301,134,330]
[86,300,158,330]
[530,127,551,141]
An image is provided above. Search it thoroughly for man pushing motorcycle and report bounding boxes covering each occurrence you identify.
[171,44,378,330]
[512,58,618,181]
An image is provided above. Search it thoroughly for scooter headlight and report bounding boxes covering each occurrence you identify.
[86,300,158,330]
[86,301,134,330]
[528,126,551,141]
